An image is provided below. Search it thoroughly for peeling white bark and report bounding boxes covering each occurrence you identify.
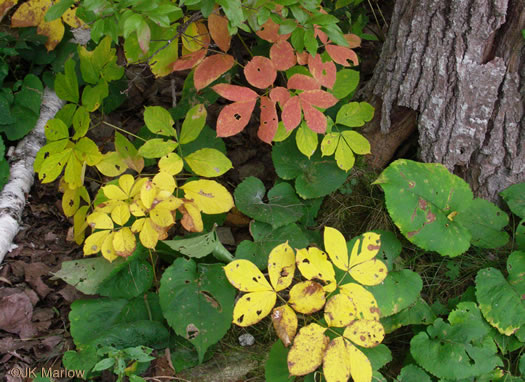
[0,89,65,264]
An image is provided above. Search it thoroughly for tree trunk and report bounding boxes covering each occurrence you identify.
[363,0,524,201]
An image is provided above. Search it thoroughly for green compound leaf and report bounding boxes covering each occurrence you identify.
[374,159,508,257]
[159,258,235,363]
[138,138,177,158]
[234,177,304,229]
[185,148,232,177]
[265,340,295,382]
[411,302,502,380]
[144,106,177,137]
[55,58,79,104]
[272,136,348,199]
[475,251,525,336]
[335,102,374,127]
[235,221,309,269]
[396,365,432,382]
[180,104,207,144]
[381,298,436,334]
[501,183,525,219]
[366,270,423,317]
[331,69,359,99]
[159,229,233,262]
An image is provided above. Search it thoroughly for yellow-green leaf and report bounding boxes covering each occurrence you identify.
[348,342,373,382]
[349,232,381,267]
[113,227,136,257]
[45,118,69,141]
[296,247,336,288]
[268,242,295,292]
[185,148,233,178]
[144,106,177,137]
[271,304,298,347]
[296,122,318,158]
[323,337,351,382]
[158,153,183,175]
[138,138,178,158]
[320,132,339,156]
[288,281,326,314]
[114,132,143,173]
[180,104,207,144]
[72,105,90,140]
[103,184,128,201]
[62,186,80,217]
[73,205,89,245]
[150,204,175,227]
[341,130,371,155]
[152,171,176,193]
[181,179,234,214]
[141,180,156,209]
[64,154,84,188]
[324,294,357,327]
[287,323,329,376]
[181,21,202,52]
[39,149,71,184]
[34,140,69,173]
[224,259,273,292]
[339,283,380,321]
[324,226,349,271]
[335,141,355,171]
[343,319,385,348]
[96,152,128,177]
[232,290,276,326]
[74,137,102,166]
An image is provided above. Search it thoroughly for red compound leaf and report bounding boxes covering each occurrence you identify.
[194,54,234,90]
[308,54,336,89]
[345,34,362,48]
[302,101,327,133]
[195,21,211,49]
[208,13,231,52]
[258,96,278,144]
[172,49,207,71]
[299,90,338,109]
[212,84,258,102]
[270,87,291,108]
[216,100,257,137]
[270,40,296,71]
[287,74,320,91]
[325,44,359,67]
[281,96,302,131]
[244,56,277,89]
[256,18,291,43]
[296,51,309,65]
[314,27,329,45]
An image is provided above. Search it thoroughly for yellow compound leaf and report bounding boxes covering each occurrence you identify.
[96,152,128,177]
[339,283,380,321]
[179,202,203,232]
[324,294,357,328]
[73,205,89,245]
[139,218,159,249]
[101,231,117,262]
[62,186,80,217]
[343,319,385,348]
[232,290,276,326]
[61,7,83,28]
[150,204,175,227]
[287,323,329,376]
[349,232,381,268]
[141,180,157,209]
[130,200,147,217]
[158,153,183,175]
[323,337,351,382]
[268,242,295,292]
[153,171,176,193]
[288,281,326,314]
[324,226,350,271]
[119,174,135,196]
[182,21,202,52]
[103,184,128,201]
[110,202,130,226]
[271,305,298,347]
[113,227,136,257]
[224,259,273,292]
[296,247,336,288]
[349,258,388,286]
[130,177,148,198]
[83,230,111,255]
[348,341,373,382]
[131,217,145,233]
[87,212,114,230]
[64,154,84,189]
[181,179,234,214]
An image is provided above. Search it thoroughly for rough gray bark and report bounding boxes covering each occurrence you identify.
[365,0,524,201]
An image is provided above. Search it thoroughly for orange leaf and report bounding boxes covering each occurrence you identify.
[308,53,336,89]
[344,33,361,48]
[270,87,291,108]
[302,101,327,133]
[299,90,338,109]
[296,51,309,65]
[196,20,211,49]
[212,83,258,101]
[258,96,278,144]
[0,0,18,22]
[281,96,302,132]
[208,13,231,52]
[244,56,277,89]
[256,18,291,43]
[194,53,234,90]
[287,74,320,91]
[172,49,206,71]
[314,27,328,44]
[270,40,296,71]
[216,100,257,137]
[326,44,359,67]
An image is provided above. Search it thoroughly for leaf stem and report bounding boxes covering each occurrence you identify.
[103,121,146,142]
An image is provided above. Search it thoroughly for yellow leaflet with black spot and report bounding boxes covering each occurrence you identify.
[288,281,326,314]
[324,294,357,327]
[287,323,329,376]
[343,319,385,348]
[339,283,380,321]
[271,304,298,347]
[296,247,336,291]
[224,260,273,292]
[268,242,295,292]
[232,291,276,326]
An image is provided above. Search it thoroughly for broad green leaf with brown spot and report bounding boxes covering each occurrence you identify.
[287,323,329,376]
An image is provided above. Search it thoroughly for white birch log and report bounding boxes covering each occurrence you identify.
[0,88,65,264]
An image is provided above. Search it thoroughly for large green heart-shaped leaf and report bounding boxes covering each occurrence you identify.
[374,159,508,257]
[272,137,348,199]
[396,365,432,382]
[159,258,235,362]
[501,183,525,219]
[234,177,304,228]
[410,302,502,380]
[159,229,233,262]
[475,251,525,336]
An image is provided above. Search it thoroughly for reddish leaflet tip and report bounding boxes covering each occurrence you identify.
[244,56,277,89]
[302,102,327,133]
[270,40,296,71]
[208,13,231,53]
[212,84,258,102]
[216,100,257,137]
[308,54,336,89]
[270,87,291,108]
[326,45,359,67]
[194,54,234,90]
[172,49,207,71]
[281,96,302,131]
[258,96,278,144]
[299,90,338,109]
[287,74,320,91]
